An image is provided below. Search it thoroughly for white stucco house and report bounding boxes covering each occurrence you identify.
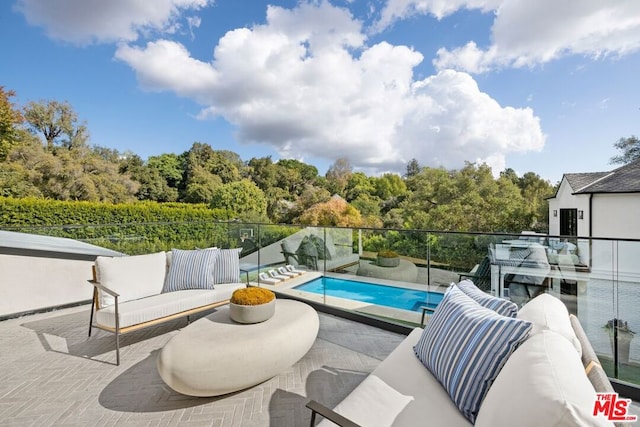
[548,158,640,240]
[547,158,640,279]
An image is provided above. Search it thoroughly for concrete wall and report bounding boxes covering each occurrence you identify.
[0,254,95,318]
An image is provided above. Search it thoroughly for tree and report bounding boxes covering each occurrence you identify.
[4,138,138,202]
[345,172,375,202]
[405,158,420,178]
[325,157,352,196]
[23,100,85,151]
[210,179,267,219]
[298,195,362,227]
[0,87,24,161]
[182,165,222,203]
[610,136,640,165]
[374,173,407,200]
[246,156,278,191]
[276,159,318,195]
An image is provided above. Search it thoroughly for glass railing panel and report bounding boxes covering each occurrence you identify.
[609,239,640,385]
[6,222,640,388]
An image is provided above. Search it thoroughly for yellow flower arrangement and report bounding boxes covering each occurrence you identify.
[231,287,275,306]
[377,249,399,258]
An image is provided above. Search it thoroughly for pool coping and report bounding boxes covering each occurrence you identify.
[251,271,448,325]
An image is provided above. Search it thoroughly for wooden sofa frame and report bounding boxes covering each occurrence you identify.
[87,266,231,365]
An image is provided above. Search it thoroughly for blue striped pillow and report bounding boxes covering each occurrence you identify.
[162,249,218,292]
[414,286,532,423]
[212,248,242,284]
[456,279,518,317]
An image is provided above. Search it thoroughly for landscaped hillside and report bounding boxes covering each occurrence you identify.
[0,88,555,233]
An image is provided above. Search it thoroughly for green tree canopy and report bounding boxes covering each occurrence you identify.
[23,100,86,151]
[0,87,24,161]
[610,135,640,165]
[210,179,267,219]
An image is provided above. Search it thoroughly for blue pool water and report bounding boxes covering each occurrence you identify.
[294,277,444,312]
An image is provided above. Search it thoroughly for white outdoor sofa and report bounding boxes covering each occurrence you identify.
[307,282,619,427]
[88,249,247,365]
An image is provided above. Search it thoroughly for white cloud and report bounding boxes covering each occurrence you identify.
[374,0,500,31]
[375,0,640,73]
[15,0,211,44]
[115,1,545,174]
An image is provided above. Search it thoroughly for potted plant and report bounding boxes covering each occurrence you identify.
[604,318,635,363]
[377,249,400,268]
[229,287,276,324]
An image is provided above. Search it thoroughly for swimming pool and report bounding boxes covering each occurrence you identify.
[293,277,444,312]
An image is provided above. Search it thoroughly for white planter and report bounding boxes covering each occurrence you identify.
[377,256,400,267]
[229,299,276,324]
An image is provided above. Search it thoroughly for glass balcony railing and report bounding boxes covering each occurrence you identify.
[3,221,640,388]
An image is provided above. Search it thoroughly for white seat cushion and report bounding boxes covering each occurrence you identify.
[95,251,167,307]
[95,284,245,329]
[318,375,413,427]
[327,328,472,427]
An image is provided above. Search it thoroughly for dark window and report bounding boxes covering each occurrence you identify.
[560,208,578,236]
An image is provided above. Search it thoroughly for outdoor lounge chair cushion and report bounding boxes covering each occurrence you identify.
[414,286,532,423]
[517,293,581,356]
[95,251,167,307]
[475,331,611,427]
[212,248,242,284]
[456,279,518,317]
[163,249,218,293]
[96,284,242,329]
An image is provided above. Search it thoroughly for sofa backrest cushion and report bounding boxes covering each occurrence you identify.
[212,248,242,284]
[475,330,613,427]
[456,279,518,317]
[517,293,582,356]
[95,251,167,307]
[414,286,532,423]
[163,249,218,293]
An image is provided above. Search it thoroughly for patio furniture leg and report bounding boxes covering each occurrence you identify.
[88,287,97,337]
[115,295,120,366]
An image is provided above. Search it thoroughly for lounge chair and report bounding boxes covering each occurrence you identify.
[286,265,306,275]
[459,256,491,292]
[258,272,281,285]
[278,266,298,278]
[269,269,289,281]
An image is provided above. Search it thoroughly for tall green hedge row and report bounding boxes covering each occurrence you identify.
[0,197,235,254]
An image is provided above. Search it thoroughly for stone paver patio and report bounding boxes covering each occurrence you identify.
[0,304,404,426]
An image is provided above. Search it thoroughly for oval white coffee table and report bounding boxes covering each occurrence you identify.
[157,298,319,397]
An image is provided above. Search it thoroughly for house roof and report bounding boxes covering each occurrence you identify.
[0,230,123,259]
[564,158,640,194]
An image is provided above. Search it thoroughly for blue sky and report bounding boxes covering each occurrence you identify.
[2,0,639,183]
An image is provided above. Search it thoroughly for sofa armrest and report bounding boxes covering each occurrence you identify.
[88,280,120,298]
[305,400,361,427]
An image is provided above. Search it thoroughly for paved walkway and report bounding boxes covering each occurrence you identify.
[0,304,404,426]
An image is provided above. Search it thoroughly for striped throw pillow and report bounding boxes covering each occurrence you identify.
[456,279,518,317]
[414,286,532,423]
[212,248,242,284]
[162,249,218,293]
